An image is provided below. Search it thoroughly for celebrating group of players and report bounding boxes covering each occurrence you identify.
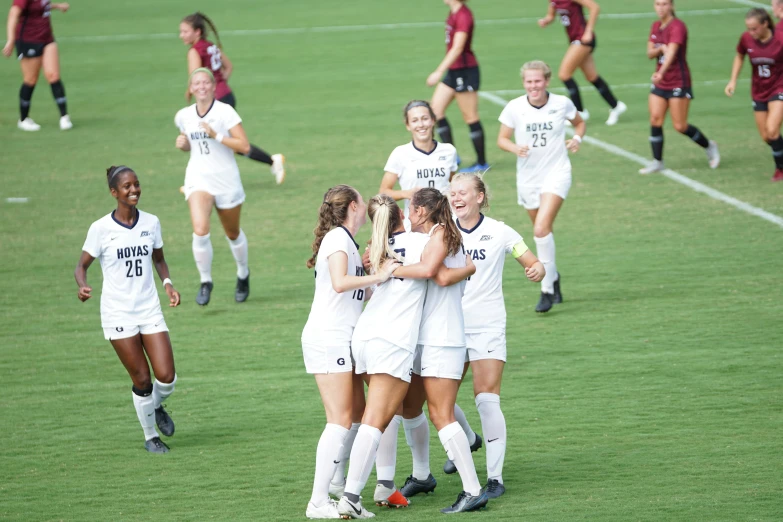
[0,0,772,517]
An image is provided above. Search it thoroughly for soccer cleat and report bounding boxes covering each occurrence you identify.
[484,479,506,499]
[440,490,489,514]
[59,115,73,130]
[639,160,664,175]
[458,162,490,174]
[155,405,175,437]
[553,273,563,305]
[235,274,250,303]
[444,433,483,474]
[17,118,41,131]
[306,499,341,519]
[271,153,286,184]
[373,484,408,508]
[773,169,783,182]
[535,292,555,313]
[399,473,437,497]
[605,101,627,126]
[329,480,346,499]
[337,496,375,519]
[706,140,720,169]
[144,437,170,454]
[196,282,213,306]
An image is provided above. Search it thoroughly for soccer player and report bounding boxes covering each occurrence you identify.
[444,172,545,498]
[428,0,488,173]
[175,68,253,306]
[640,0,720,174]
[74,166,180,453]
[301,185,400,519]
[496,60,583,313]
[726,8,783,182]
[179,12,286,184]
[380,100,459,223]
[537,0,627,125]
[3,0,72,131]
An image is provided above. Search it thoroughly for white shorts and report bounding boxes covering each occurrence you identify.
[302,342,353,374]
[184,185,246,210]
[353,338,414,383]
[466,331,507,362]
[413,344,467,380]
[103,315,168,341]
[517,171,572,210]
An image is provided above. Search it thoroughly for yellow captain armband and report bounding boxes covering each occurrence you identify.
[511,240,529,258]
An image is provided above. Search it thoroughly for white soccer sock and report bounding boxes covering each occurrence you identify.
[152,374,177,409]
[438,422,482,496]
[192,233,213,283]
[476,393,506,483]
[344,425,382,497]
[454,403,477,446]
[534,232,557,294]
[403,413,430,480]
[309,423,349,507]
[376,415,401,482]
[132,388,159,441]
[226,229,249,279]
[332,422,359,485]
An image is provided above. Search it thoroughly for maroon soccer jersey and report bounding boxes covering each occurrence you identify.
[551,0,588,43]
[13,0,53,43]
[445,4,478,70]
[192,39,232,100]
[649,18,691,90]
[737,32,783,102]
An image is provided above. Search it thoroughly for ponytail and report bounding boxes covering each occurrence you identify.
[746,8,775,31]
[182,12,223,49]
[367,194,403,273]
[306,185,360,269]
[411,187,462,257]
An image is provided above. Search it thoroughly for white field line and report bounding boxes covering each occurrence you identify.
[478,92,783,229]
[489,79,735,97]
[5,198,29,203]
[725,0,769,8]
[58,7,747,43]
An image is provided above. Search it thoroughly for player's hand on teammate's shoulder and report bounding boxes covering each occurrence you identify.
[77,285,92,302]
[378,258,401,283]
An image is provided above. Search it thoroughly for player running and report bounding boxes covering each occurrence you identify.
[74,166,180,453]
[380,100,459,224]
[428,0,488,173]
[726,8,783,182]
[496,60,583,313]
[3,0,72,130]
[175,68,253,306]
[179,12,285,184]
[639,0,720,174]
[537,0,627,125]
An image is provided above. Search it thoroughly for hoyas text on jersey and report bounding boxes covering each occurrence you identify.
[467,248,486,261]
[417,167,448,179]
[117,245,150,259]
[526,122,553,132]
[189,131,211,140]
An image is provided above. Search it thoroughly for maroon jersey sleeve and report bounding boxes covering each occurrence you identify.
[453,7,473,33]
[736,33,748,56]
[12,0,30,9]
[649,21,659,43]
[669,19,687,46]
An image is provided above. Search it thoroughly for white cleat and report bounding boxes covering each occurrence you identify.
[337,496,375,519]
[18,118,41,131]
[306,499,341,519]
[271,153,286,184]
[59,114,73,130]
[373,484,409,508]
[706,140,720,169]
[606,101,627,126]
[566,109,589,126]
[639,160,664,175]
[329,480,345,499]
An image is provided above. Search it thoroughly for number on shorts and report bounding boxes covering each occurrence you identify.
[198,141,210,155]
[207,45,223,71]
[560,14,570,26]
[531,132,547,148]
[759,65,772,78]
[125,259,142,278]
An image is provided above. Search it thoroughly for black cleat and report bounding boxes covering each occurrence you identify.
[235,274,249,303]
[553,273,563,304]
[484,479,505,499]
[155,406,175,437]
[400,473,437,497]
[535,292,555,313]
[196,282,213,306]
[444,433,483,474]
[144,436,170,454]
[440,490,489,514]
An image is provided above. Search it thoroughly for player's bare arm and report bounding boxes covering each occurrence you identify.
[74,251,96,302]
[198,122,250,155]
[538,4,556,28]
[427,31,468,87]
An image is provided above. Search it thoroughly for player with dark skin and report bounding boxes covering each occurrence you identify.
[74,169,181,397]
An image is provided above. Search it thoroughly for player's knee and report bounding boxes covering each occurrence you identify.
[156,370,176,384]
[44,72,60,84]
[765,127,780,141]
[673,121,689,134]
[193,224,210,236]
[558,72,572,83]
[533,223,552,238]
[402,404,423,419]
[225,229,240,241]
[130,371,152,391]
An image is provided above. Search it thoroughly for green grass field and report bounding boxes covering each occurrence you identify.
[1,0,782,520]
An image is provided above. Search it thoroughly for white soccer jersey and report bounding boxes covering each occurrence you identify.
[352,231,430,352]
[384,141,459,217]
[417,226,467,347]
[301,227,366,347]
[498,93,577,186]
[82,210,165,328]
[458,215,526,333]
[174,100,243,196]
